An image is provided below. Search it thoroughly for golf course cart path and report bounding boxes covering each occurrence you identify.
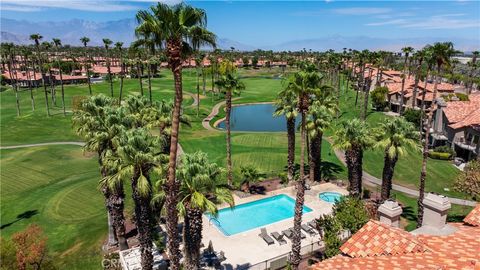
[185,91,199,108]
[202,97,241,131]
[0,141,85,149]
[0,141,185,156]
[325,138,477,207]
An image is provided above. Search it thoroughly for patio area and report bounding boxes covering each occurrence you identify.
[201,183,349,269]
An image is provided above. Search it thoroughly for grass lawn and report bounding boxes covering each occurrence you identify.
[0,67,470,269]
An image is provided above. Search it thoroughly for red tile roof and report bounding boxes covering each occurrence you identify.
[310,207,480,270]
[444,93,480,129]
[464,204,480,227]
[340,220,427,258]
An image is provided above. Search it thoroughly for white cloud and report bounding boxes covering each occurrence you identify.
[333,7,391,15]
[0,0,182,12]
[367,14,480,29]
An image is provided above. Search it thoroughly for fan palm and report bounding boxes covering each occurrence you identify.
[72,95,131,251]
[274,86,298,183]
[399,46,414,114]
[375,117,419,201]
[215,60,245,187]
[418,42,456,226]
[333,118,373,196]
[115,42,124,104]
[153,152,233,270]
[80,36,93,95]
[52,38,66,115]
[136,13,216,266]
[102,38,114,97]
[30,33,50,116]
[103,128,165,270]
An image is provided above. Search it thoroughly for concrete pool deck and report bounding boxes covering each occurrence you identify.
[201,182,349,269]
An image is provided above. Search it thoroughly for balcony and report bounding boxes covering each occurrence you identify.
[454,137,478,152]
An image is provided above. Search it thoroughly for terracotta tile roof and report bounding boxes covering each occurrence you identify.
[340,220,427,258]
[444,93,480,129]
[310,221,480,270]
[463,204,480,226]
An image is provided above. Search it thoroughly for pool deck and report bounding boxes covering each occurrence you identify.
[201,183,349,269]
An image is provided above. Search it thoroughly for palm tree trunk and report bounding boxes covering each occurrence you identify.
[35,46,50,116]
[23,55,35,111]
[225,89,233,187]
[107,56,113,97]
[7,59,21,116]
[48,68,56,106]
[291,110,306,270]
[59,68,66,116]
[165,39,183,270]
[202,66,206,96]
[346,147,362,196]
[110,188,128,251]
[196,67,200,117]
[287,117,296,183]
[381,148,398,201]
[119,63,124,105]
[131,169,154,270]
[311,133,322,182]
[183,206,203,270]
[147,62,152,104]
[137,61,144,96]
[84,51,92,95]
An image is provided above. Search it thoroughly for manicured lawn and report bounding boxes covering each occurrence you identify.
[0,145,104,269]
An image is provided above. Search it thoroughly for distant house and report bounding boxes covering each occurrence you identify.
[433,93,480,161]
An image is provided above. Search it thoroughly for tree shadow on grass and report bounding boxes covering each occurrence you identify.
[401,206,416,223]
[320,161,344,181]
[0,210,38,230]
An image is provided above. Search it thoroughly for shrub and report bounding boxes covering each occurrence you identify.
[428,151,452,160]
[371,86,389,111]
[72,95,88,111]
[403,109,423,128]
[454,160,480,201]
[434,145,455,156]
[455,93,469,101]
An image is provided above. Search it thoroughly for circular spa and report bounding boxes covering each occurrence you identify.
[319,192,343,204]
[216,103,300,132]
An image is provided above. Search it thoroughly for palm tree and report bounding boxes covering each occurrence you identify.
[274,86,298,183]
[307,86,337,182]
[104,128,164,270]
[240,165,264,192]
[467,51,478,94]
[288,62,321,269]
[42,41,57,106]
[154,152,233,270]
[115,42,124,104]
[418,42,456,226]
[135,5,216,267]
[102,38,114,97]
[411,50,425,108]
[333,119,373,196]
[215,60,245,187]
[52,38,66,115]
[80,36,93,95]
[3,43,21,116]
[21,47,35,111]
[30,33,50,116]
[375,117,419,201]
[72,95,130,251]
[399,46,414,115]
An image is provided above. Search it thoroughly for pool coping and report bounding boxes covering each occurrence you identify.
[205,193,314,237]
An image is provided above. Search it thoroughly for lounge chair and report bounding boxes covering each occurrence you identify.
[271,232,287,245]
[259,228,275,245]
[308,220,317,229]
[282,228,306,239]
[301,224,317,236]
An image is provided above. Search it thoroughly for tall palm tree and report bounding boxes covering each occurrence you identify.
[52,38,66,115]
[154,152,233,270]
[417,42,456,226]
[307,85,337,182]
[72,95,130,251]
[333,118,373,196]
[115,42,124,104]
[135,4,216,268]
[399,46,414,115]
[4,43,21,116]
[215,60,245,187]
[467,51,478,94]
[104,128,164,270]
[274,86,298,183]
[411,50,425,108]
[30,33,50,116]
[80,36,93,95]
[42,41,57,106]
[21,47,35,111]
[102,38,114,97]
[287,63,321,269]
[375,117,419,201]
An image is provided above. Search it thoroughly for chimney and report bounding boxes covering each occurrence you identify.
[378,200,403,228]
[421,193,451,229]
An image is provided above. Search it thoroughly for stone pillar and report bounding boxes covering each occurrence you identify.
[378,200,403,228]
[422,193,451,229]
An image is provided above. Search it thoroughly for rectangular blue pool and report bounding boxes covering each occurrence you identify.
[206,194,312,236]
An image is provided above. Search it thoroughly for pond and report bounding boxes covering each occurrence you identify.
[216,103,300,132]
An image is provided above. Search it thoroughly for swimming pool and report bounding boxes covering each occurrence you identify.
[319,192,343,204]
[206,194,313,236]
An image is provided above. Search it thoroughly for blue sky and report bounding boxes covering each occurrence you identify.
[1,1,479,46]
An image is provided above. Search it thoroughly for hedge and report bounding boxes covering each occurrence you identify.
[428,151,453,160]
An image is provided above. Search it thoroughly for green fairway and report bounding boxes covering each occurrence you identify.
[0,67,467,269]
